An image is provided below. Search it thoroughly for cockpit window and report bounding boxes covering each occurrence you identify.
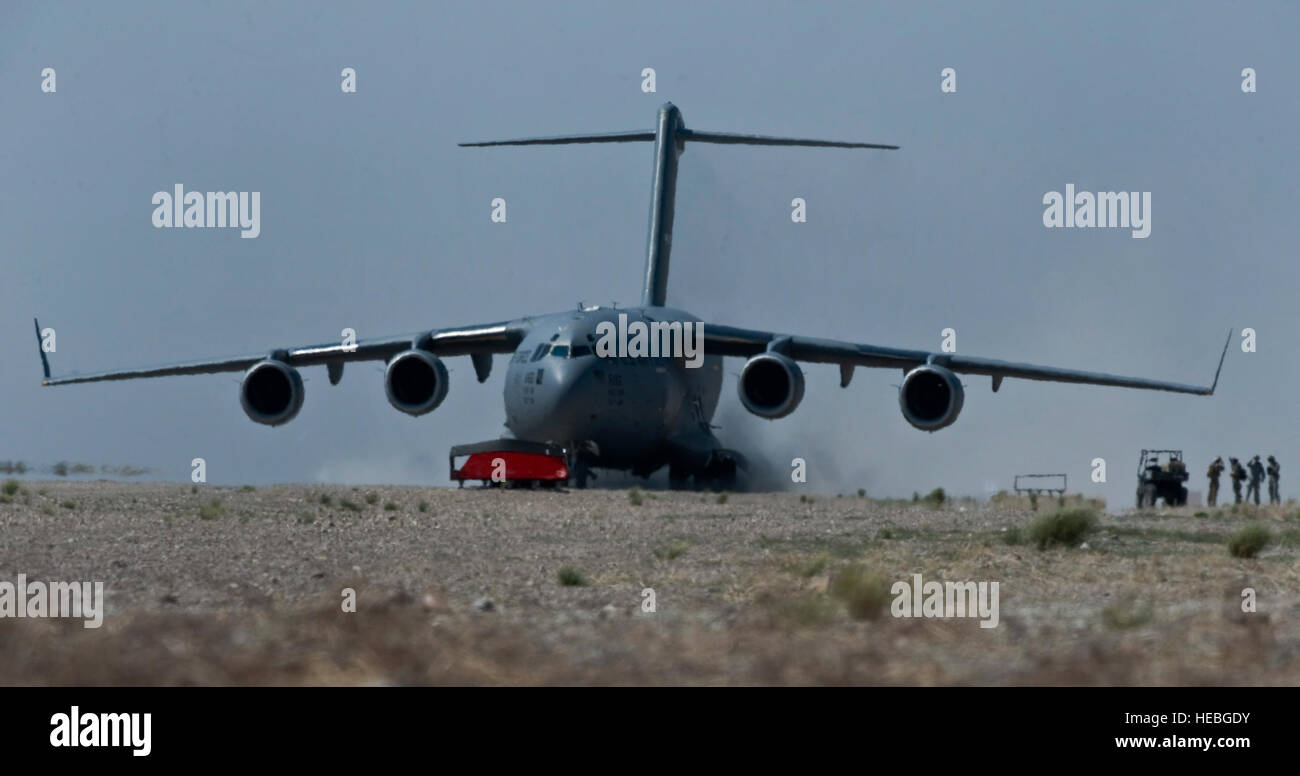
[550,344,569,358]
[530,343,549,362]
[570,345,591,358]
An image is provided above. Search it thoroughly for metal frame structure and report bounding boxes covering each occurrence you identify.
[1013,473,1067,497]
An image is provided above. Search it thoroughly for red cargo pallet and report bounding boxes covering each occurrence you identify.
[449,440,568,487]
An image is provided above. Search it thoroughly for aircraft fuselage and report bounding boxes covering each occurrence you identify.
[503,306,723,474]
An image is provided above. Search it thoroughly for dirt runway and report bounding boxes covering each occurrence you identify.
[1,482,1296,684]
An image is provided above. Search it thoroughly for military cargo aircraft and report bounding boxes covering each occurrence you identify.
[37,103,1229,488]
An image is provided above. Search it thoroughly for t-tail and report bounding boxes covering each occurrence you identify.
[460,103,898,307]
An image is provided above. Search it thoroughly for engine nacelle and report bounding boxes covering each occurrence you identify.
[738,352,805,419]
[385,349,449,416]
[899,364,964,431]
[240,359,305,426]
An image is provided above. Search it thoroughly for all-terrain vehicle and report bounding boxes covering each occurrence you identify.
[1135,449,1189,507]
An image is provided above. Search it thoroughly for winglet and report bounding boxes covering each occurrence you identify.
[1208,328,1231,395]
[34,318,51,383]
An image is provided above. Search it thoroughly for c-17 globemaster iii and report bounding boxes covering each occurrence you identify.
[36,103,1230,489]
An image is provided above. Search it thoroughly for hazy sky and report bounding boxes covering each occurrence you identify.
[3,1,1297,506]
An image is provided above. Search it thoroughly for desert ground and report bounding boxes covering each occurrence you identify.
[0,481,1296,685]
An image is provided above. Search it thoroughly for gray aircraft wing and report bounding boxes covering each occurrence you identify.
[36,318,529,386]
[702,323,1230,395]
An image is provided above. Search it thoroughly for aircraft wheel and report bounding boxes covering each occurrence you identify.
[710,460,737,492]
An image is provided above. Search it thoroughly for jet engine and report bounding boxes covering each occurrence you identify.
[738,352,805,419]
[898,364,964,431]
[385,349,449,416]
[240,359,305,426]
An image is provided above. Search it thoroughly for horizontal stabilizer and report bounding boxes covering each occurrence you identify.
[459,131,654,147]
[680,129,898,150]
[460,102,898,308]
[460,129,897,151]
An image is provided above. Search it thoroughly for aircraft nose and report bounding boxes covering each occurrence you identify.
[561,356,607,415]
[523,353,601,425]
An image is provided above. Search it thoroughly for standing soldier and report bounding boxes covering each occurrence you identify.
[1267,455,1281,505]
[1230,457,1247,505]
[1206,456,1224,507]
[1246,455,1265,506]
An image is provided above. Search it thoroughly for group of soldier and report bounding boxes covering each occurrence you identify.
[1206,455,1280,506]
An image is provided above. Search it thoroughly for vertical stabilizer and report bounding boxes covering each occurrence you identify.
[642,103,685,307]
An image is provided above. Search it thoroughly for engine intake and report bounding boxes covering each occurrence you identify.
[899,364,964,431]
[240,360,305,426]
[385,349,449,416]
[738,353,805,419]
